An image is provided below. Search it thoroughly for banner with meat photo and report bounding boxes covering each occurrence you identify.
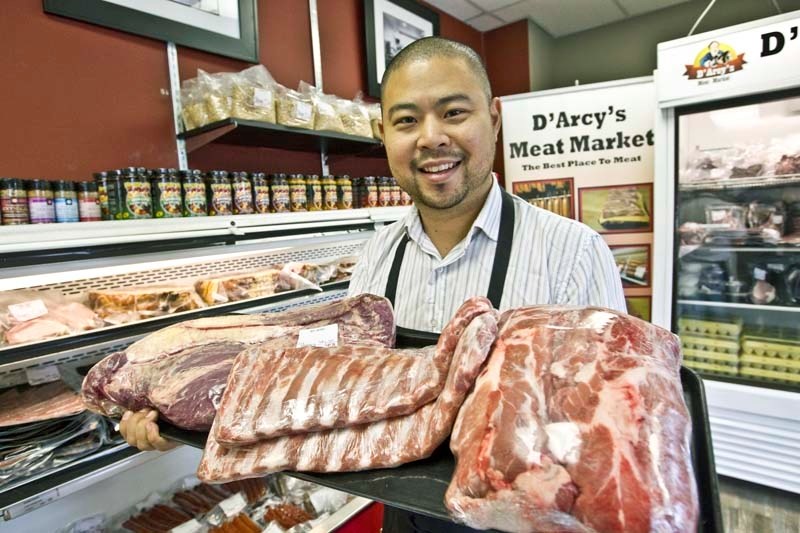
[501,77,655,318]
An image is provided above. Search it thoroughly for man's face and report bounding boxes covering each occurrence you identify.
[380,57,501,211]
[709,42,719,55]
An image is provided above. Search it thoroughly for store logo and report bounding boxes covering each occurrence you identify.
[684,41,746,80]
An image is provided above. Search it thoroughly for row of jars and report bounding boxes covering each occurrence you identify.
[0,169,411,225]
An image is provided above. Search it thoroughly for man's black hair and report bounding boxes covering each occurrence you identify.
[380,37,492,103]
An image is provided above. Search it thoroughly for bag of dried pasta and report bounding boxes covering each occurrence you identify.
[299,81,346,133]
[231,65,277,123]
[198,69,233,124]
[366,102,382,139]
[336,95,372,138]
[276,83,315,129]
[180,77,208,131]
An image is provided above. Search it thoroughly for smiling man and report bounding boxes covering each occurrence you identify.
[348,37,625,332]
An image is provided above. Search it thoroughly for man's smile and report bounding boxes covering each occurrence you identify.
[417,159,463,182]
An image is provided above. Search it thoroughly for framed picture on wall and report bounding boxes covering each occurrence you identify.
[512,177,574,219]
[578,183,653,234]
[364,0,439,98]
[625,296,652,322]
[610,244,651,288]
[43,0,259,62]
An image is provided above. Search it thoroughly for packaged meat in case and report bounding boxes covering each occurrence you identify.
[87,282,206,324]
[0,290,103,346]
[81,294,395,430]
[445,306,698,533]
[194,267,320,306]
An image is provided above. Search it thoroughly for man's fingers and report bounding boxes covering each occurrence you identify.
[134,412,153,450]
[147,422,177,452]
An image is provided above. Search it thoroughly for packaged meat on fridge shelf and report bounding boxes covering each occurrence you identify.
[0,255,359,347]
[56,473,361,533]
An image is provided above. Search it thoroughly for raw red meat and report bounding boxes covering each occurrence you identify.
[446,306,698,533]
[4,302,103,345]
[0,381,85,427]
[197,297,497,482]
[81,295,395,430]
[213,343,440,445]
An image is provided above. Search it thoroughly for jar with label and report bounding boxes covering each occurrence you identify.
[181,170,207,216]
[53,180,79,223]
[93,172,111,220]
[336,175,353,210]
[321,175,338,210]
[206,170,233,216]
[27,179,55,224]
[269,174,290,213]
[105,170,125,219]
[1,178,29,225]
[77,181,102,221]
[377,177,392,207]
[305,174,323,211]
[389,177,402,206]
[362,176,378,208]
[401,188,412,206]
[150,168,182,218]
[252,172,270,214]
[232,172,254,215]
[288,174,308,212]
[113,168,152,219]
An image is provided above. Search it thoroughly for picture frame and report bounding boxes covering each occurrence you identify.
[43,0,259,63]
[578,183,654,234]
[512,177,574,219]
[610,244,651,289]
[364,0,439,98]
[625,296,652,322]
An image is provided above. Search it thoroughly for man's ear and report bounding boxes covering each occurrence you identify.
[378,119,385,143]
[490,97,501,141]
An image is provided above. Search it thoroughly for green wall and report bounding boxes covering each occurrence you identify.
[528,20,555,91]
[542,0,800,90]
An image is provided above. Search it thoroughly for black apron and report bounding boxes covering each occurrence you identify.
[381,189,515,533]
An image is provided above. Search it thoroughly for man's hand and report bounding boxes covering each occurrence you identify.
[119,409,178,452]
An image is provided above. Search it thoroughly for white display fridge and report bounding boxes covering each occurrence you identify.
[653,11,800,493]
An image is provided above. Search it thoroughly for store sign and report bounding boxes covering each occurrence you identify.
[501,78,655,320]
[658,13,800,104]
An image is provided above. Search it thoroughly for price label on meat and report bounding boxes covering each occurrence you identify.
[218,492,247,518]
[8,299,48,322]
[297,323,339,348]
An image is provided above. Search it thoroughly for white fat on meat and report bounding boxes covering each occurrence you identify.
[545,422,582,465]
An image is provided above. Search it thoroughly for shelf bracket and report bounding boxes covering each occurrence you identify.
[167,42,189,170]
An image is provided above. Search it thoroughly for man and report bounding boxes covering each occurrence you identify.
[120,37,625,529]
[701,40,728,67]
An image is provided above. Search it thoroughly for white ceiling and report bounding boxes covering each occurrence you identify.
[426,0,692,36]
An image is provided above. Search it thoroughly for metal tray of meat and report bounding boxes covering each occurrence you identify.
[161,327,723,533]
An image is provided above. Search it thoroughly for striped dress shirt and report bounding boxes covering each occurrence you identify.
[348,178,626,332]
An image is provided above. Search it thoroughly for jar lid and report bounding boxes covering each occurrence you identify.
[93,171,108,180]
[153,168,169,176]
[54,180,75,191]
[29,179,51,190]
[78,181,97,192]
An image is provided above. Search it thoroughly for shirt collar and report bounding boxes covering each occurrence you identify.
[403,174,502,245]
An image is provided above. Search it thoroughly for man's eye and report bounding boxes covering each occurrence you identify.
[445,109,466,118]
[394,116,416,126]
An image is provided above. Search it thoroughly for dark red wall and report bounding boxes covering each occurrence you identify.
[0,0,526,181]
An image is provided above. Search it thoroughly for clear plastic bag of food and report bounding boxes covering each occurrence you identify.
[747,200,785,236]
[336,95,372,138]
[366,102,382,139]
[198,69,234,124]
[231,65,277,123]
[194,267,321,306]
[334,255,359,280]
[276,85,315,129]
[705,203,746,228]
[0,290,104,345]
[298,81,345,134]
[180,77,208,131]
[283,261,339,286]
[86,281,206,325]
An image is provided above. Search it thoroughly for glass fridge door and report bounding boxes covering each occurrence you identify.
[675,90,800,392]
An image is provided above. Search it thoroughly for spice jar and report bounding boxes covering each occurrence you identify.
[1,178,29,225]
[321,175,338,210]
[389,177,402,206]
[377,176,392,207]
[207,170,232,216]
[108,167,151,219]
[105,170,125,220]
[362,176,378,208]
[232,172,254,215]
[27,179,55,224]
[306,174,323,211]
[335,175,353,210]
[252,172,270,214]
[53,180,79,223]
[93,172,111,220]
[288,174,308,212]
[401,187,412,206]
[77,181,102,221]
[181,170,207,216]
[151,168,182,218]
[269,173,290,213]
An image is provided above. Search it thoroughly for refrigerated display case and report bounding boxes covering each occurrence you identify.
[654,12,800,494]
